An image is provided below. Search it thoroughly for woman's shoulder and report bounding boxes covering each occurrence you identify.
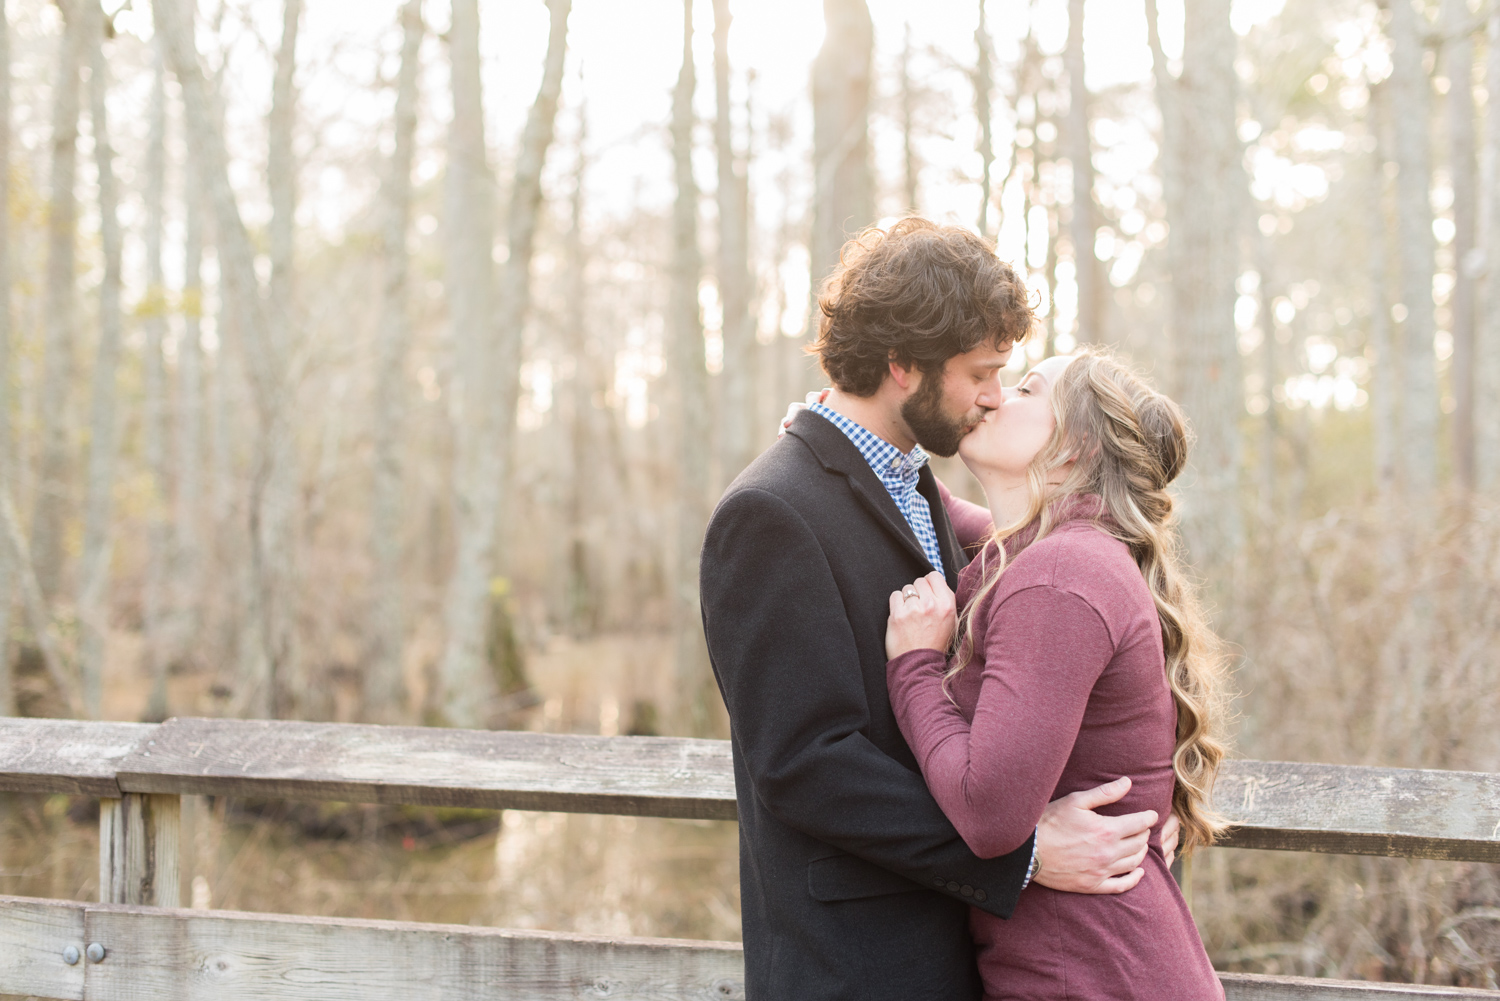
[1002,520,1145,607]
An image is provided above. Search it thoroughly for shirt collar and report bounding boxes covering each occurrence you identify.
[809,403,931,481]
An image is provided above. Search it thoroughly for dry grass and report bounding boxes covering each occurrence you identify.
[1192,495,1500,987]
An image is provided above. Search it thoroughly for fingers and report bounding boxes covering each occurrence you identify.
[1102,808,1158,839]
[1159,812,1181,866]
[1096,866,1146,894]
[911,576,937,602]
[1067,776,1132,811]
[1115,836,1150,872]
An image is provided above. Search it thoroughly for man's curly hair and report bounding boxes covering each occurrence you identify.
[811,218,1036,396]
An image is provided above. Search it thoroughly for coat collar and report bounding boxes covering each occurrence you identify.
[785,409,965,587]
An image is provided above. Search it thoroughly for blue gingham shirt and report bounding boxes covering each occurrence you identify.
[810,403,944,575]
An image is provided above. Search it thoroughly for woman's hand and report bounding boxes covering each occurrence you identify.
[776,388,832,438]
[886,572,957,660]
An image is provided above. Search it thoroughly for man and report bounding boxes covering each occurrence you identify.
[700,219,1168,1001]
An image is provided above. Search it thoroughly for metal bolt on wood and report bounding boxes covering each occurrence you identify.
[61,945,79,965]
[86,942,106,963]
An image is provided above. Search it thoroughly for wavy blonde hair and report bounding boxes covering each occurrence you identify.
[949,348,1230,853]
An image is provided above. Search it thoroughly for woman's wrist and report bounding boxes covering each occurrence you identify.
[885,647,947,674]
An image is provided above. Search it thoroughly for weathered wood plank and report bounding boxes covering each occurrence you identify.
[79,900,746,1001]
[99,794,180,907]
[5,897,1499,1001]
[0,896,85,1000]
[0,718,153,797]
[1216,760,1500,863]
[112,718,739,821]
[1221,972,1500,999]
[4,718,1500,864]
[5,896,1500,1001]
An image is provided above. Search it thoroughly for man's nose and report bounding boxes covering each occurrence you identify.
[977,377,1006,409]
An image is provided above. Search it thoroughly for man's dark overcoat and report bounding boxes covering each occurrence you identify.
[699,409,1033,1001]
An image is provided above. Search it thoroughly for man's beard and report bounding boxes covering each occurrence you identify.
[901,371,979,457]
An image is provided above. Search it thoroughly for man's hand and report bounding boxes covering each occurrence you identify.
[1159,811,1180,870]
[1032,777,1155,894]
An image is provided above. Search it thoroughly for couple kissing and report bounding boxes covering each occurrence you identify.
[700,217,1229,1001]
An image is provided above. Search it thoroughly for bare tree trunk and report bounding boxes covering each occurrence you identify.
[1371,83,1398,498]
[156,0,286,718]
[672,0,712,735]
[1444,0,1477,490]
[436,0,496,728]
[141,42,171,721]
[78,0,124,720]
[0,0,13,717]
[974,1,995,238]
[1256,248,1279,527]
[1389,0,1440,491]
[1480,11,1500,489]
[899,23,919,213]
[440,0,570,729]
[810,0,873,296]
[713,0,754,483]
[175,131,206,670]
[1,488,78,716]
[31,0,87,603]
[229,0,303,720]
[1147,0,1181,374]
[562,116,599,634]
[366,0,422,721]
[1153,0,1243,598]
[1065,0,1100,344]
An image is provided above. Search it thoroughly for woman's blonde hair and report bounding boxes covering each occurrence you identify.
[950,347,1230,853]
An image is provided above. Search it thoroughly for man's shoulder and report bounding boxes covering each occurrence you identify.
[719,432,830,508]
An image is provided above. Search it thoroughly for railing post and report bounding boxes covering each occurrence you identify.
[99,793,181,906]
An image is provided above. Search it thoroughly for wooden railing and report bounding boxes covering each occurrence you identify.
[1,715,1498,1000]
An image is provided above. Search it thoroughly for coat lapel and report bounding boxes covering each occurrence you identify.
[785,410,937,574]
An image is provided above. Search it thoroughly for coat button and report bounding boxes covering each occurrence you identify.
[946,881,960,893]
[974,889,987,902]
[933,877,945,887]
[960,885,974,897]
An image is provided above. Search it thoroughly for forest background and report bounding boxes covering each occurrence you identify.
[2,0,1500,988]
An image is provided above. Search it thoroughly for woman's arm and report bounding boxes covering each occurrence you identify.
[886,584,1114,859]
[936,478,992,553]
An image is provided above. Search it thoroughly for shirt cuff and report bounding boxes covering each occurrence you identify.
[1020,829,1040,889]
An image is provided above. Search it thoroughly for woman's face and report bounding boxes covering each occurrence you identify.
[958,354,1075,480]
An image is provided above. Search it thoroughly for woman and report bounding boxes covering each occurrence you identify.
[885,349,1229,1000]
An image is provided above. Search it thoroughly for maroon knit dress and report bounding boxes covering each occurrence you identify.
[888,496,1223,1001]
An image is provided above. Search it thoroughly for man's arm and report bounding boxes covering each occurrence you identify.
[700,486,1033,918]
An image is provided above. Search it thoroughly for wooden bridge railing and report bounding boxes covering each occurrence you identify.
[1,716,1498,1000]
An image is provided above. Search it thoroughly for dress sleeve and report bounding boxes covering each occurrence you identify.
[886,584,1115,858]
[936,477,992,553]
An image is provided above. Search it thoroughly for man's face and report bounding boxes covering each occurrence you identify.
[900,341,1013,457]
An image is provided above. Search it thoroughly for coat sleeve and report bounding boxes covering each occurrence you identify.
[886,584,1114,859]
[700,485,1032,918]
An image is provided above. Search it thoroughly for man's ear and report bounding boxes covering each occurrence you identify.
[888,358,918,392]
